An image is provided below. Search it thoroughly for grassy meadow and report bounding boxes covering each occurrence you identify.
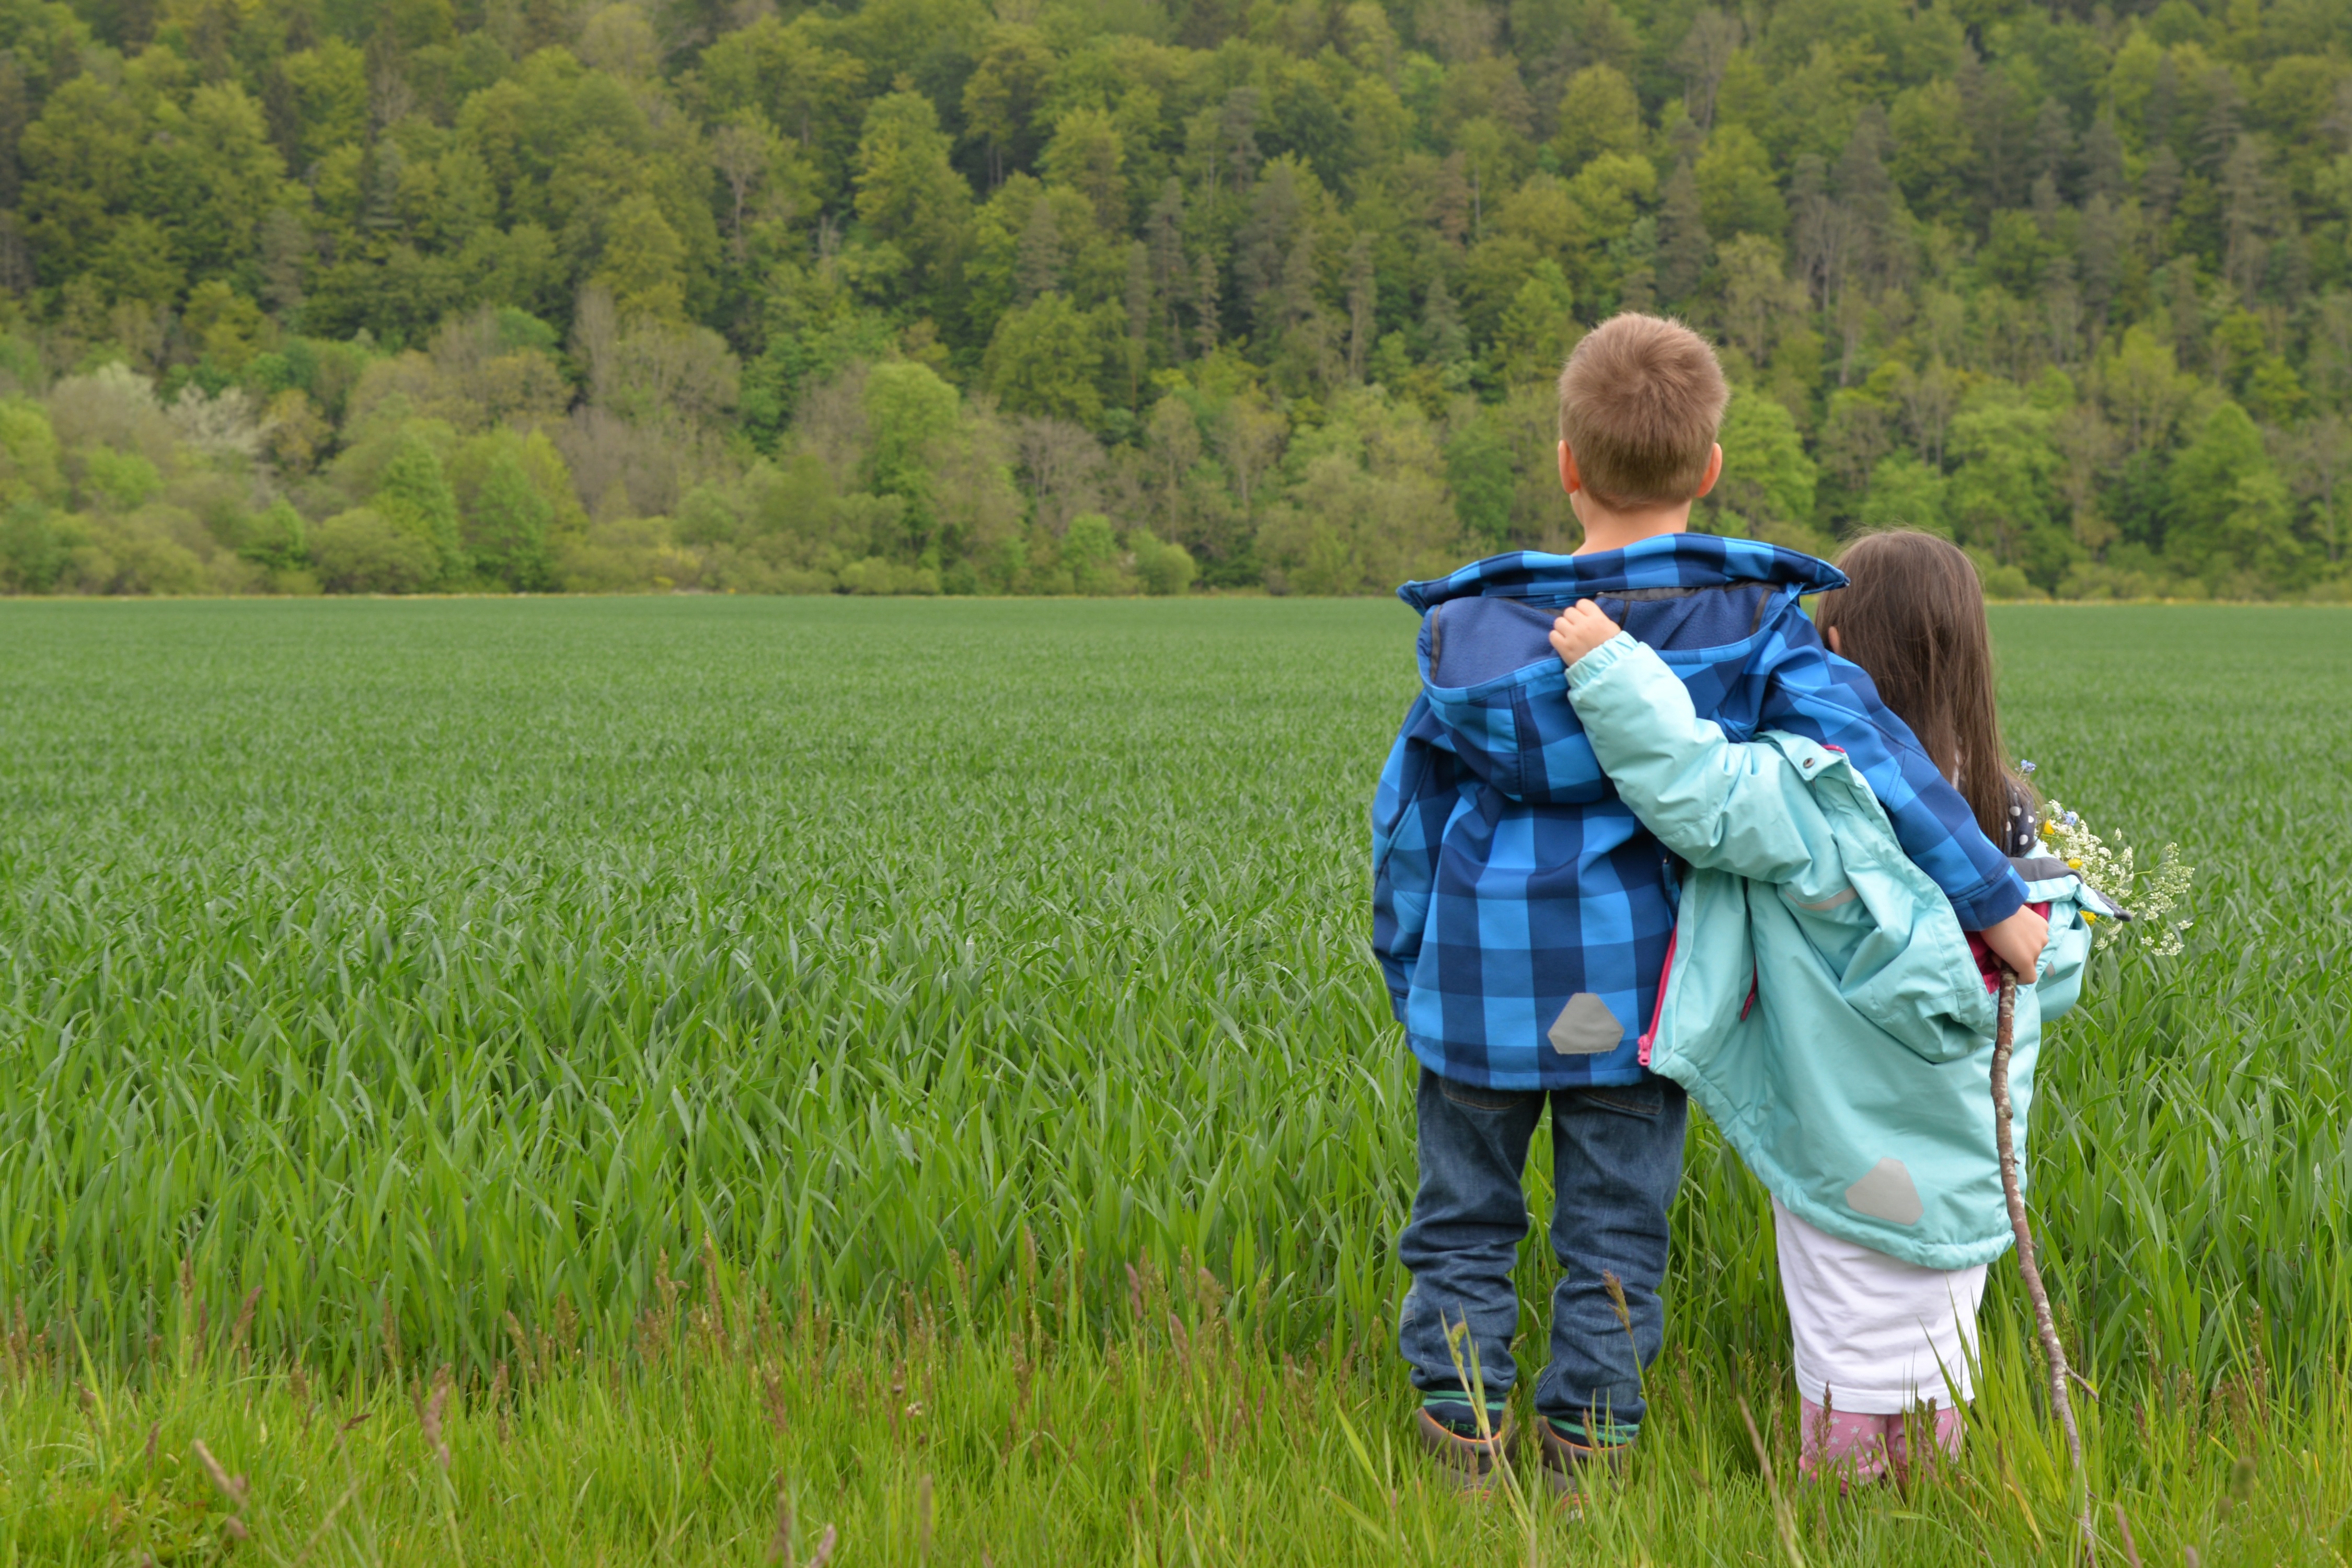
[2,596,2348,1565]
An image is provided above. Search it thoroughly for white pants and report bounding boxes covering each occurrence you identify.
[1773,1198,1985,1415]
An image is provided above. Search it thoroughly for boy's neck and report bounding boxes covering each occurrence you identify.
[1570,497,1694,556]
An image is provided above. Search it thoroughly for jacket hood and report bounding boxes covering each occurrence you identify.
[1397,536,1847,613]
[1394,536,1845,806]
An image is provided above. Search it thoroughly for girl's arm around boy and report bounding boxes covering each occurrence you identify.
[1549,604,2047,978]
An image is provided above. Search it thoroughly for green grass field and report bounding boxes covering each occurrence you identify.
[3,597,2348,1565]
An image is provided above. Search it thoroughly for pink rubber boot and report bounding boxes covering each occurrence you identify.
[1797,1398,1963,1484]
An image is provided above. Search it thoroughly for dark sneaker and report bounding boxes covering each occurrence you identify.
[1537,1418,1631,1501]
[1414,1403,1515,1490]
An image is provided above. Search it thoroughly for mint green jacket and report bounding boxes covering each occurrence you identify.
[1565,634,2115,1271]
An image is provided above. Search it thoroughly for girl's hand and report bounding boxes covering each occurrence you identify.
[1550,601,1620,667]
[1979,904,2049,982]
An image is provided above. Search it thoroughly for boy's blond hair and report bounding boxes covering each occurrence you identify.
[1557,314,1730,509]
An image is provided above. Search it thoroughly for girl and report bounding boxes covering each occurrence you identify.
[1548,529,2110,1484]
[1796,531,2046,1478]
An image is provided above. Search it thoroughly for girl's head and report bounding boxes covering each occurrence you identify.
[1814,529,2027,844]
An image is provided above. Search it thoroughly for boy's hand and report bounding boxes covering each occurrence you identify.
[1979,904,2049,983]
[1549,601,1621,668]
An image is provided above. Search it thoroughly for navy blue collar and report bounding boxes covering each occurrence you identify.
[1398,536,1846,612]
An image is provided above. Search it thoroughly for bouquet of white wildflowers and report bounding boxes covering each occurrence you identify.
[2024,769,2196,957]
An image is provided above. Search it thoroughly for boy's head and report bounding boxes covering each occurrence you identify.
[1556,314,1729,512]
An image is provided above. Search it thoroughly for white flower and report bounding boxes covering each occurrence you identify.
[2037,800,2195,957]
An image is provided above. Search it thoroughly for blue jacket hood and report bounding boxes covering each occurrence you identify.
[1396,537,1847,613]
[1394,538,1843,806]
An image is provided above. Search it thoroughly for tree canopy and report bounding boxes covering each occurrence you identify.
[2,0,2350,600]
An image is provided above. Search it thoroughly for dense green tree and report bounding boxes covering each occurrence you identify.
[2169,400,2304,589]
[854,89,971,304]
[1711,391,1816,528]
[1695,125,1788,240]
[593,193,688,321]
[372,432,465,585]
[0,397,64,511]
[466,452,555,590]
[1947,390,2068,584]
[1552,65,1643,170]
[1860,453,1949,534]
[239,499,308,571]
[983,293,1114,426]
[862,358,961,550]
[310,508,442,593]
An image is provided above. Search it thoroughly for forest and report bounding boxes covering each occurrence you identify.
[0,0,2347,598]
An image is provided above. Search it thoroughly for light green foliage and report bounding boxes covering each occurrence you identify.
[1566,152,1656,239]
[1694,124,1788,240]
[182,279,271,371]
[1551,64,1644,169]
[307,509,443,593]
[854,89,972,296]
[1127,527,1197,595]
[983,293,1114,426]
[2169,401,2303,589]
[1861,452,1951,534]
[1445,404,1517,549]
[1888,78,1971,212]
[862,359,962,533]
[1947,388,2064,579]
[1040,106,1125,228]
[591,192,688,322]
[740,265,901,449]
[0,397,65,512]
[1491,260,1578,387]
[239,499,308,572]
[466,452,555,591]
[1712,391,1817,527]
[448,428,581,553]
[280,38,368,165]
[77,445,160,512]
[370,432,465,586]
[1060,511,1125,594]
[1259,388,1460,593]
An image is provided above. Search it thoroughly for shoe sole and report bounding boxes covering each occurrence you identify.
[1537,1423,1629,1502]
[1414,1407,1514,1488]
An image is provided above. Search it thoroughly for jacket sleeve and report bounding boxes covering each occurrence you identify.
[2025,873,2102,1024]
[1371,696,1445,1021]
[1752,621,2027,931]
[1564,633,1827,883]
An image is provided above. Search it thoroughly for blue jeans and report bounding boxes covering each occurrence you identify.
[1397,1066,1687,1433]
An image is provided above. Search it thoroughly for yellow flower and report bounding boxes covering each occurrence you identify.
[2066,858,2082,869]
[2083,910,2099,923]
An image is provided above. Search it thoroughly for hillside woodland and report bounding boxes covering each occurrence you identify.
[1,0,2349,598]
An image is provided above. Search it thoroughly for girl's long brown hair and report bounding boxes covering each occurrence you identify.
[1813,530,2029,846]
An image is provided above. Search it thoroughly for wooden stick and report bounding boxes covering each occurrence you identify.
[1990,969,2095,1562]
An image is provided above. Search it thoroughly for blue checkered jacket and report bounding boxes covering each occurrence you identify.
[1371,537,2030,1091]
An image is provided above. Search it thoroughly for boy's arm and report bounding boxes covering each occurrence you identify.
[1751,623,2027,932]
[1371,698,1447,1020]
[1555,622,1827,883]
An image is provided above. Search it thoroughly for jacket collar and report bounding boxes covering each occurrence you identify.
[1397,535,1847,612]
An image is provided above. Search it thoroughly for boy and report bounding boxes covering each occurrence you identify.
[1371,314,2047,1496]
